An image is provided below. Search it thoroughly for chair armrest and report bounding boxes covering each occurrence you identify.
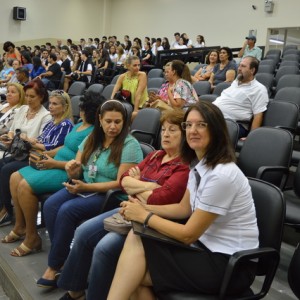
[100,188,124,213]
[256,166,289,190]
[219,247,280,299]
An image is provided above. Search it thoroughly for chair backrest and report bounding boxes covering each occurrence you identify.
[262,101,299,133]
[238,127,293,188]
[199,94,218,103]
[278,60,299,68]
[213,82,231,96]
[86,83,104,95]
[257,64,275,74]
[192,81,211,96]
[288,243,300,299]
[70,95,81,124]
[283,49,300,56]
[282,54,300,62]
[139,142,156,158]
[265,49,281,58]
[255,73,274,96]
[248,178,285,276]
[274,66,300,84]
[225,119,239,149]
[148,68,164,78]
[130,108,161,147]
[283,45,298,53]
[111,74,120,84]
[147,77,165,89]
[274,87,300,107]
[275,75,300,92]
[101,84,115,100]
[68,81,86,97]
[264,54,281,65]
[259,59,277,69]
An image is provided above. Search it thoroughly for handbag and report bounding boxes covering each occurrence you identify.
[29,150,47,170]
[103,213,132,235]
[114,89,132,104]
[4,129,31,161]
[151,99,173,111]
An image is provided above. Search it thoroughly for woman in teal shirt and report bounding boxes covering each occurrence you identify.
[35,100,143,287]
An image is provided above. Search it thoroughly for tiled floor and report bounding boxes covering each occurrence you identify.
[0,223,299,299]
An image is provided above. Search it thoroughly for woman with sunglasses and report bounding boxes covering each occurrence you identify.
[36,100,143,289]
[56,109,189,300]
[108,102,259,300]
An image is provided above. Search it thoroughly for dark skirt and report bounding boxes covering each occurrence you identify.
[142,238,256,296]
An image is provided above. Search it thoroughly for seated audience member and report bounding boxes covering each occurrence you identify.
[98,48,112,70]
[30,57,46,80]
[39,53,63,89]
[57,109,190,300]
[36,100,142,283]
[3,41,22,63]
[171,32,181,49]
[107,101,259,300]
[124,35,132,53]
[0,59,20,95]
[60,50,72,75]
[115,46,127,68]
[166,60,198,109]
[141,42,153,65]
[63,51,82,92]
[194,35,205,48]
[40,49,49,69]
[162,37,170,50]
[6,94,100,253]
[0,83,25,137]
[0,57,14,82]
[193,49,219,82]
[73,50,93,83]
[147,62,173,105]
[209,47,237,90]
[0,79,52,227]
[111,56,148,120]
[181,33,193,48]
[21,51,33,74]
[16,67,30,86]
[176,37,188,50]
[92,49,101,69]
[238,35,262,61]
[109,45,118,63]
[129,46,141,59]
[153,38,164,59]
[213,56,268,138]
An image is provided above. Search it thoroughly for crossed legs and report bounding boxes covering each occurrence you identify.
[107,230,155,300]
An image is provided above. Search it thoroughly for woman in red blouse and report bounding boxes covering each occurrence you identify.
[55,109,189,300]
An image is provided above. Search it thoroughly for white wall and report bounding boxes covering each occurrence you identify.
[110,0,300,48]
[1,0,300,50]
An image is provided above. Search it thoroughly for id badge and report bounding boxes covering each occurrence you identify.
[88,164,97,179]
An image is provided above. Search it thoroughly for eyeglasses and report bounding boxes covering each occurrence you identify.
[161,127,180,135]
[181,121,208,131]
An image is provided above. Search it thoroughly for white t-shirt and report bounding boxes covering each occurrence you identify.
[213,79,269,123]
[188,159,259,255]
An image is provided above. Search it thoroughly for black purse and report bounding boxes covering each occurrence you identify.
[4,129,32,161]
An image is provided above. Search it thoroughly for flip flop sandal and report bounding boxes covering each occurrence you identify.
[1,230,25,243]
[10,242,42,257]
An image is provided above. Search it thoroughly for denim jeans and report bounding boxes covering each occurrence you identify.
[43,187,106,269]
[57,208,126,300]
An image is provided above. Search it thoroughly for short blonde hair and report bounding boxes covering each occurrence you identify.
[6,83,25,107]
